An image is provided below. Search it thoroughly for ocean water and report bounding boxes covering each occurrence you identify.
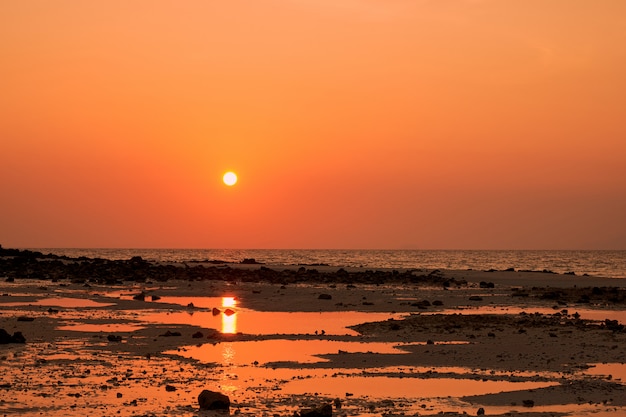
[31,249,626,279]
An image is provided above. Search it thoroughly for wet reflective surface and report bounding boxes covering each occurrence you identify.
[1,281,625,417]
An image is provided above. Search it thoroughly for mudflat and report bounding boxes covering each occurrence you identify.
[1,250,625,416]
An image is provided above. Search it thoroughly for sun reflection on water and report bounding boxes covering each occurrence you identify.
[221,297,237,334]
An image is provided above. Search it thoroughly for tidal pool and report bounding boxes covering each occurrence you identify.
[0,297,115,308]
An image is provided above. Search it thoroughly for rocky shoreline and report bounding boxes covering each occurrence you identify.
[1,247,625,416]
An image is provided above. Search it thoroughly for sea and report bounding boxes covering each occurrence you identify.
[30,249,626,279]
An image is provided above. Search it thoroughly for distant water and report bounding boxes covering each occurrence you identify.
[30,249,626,279]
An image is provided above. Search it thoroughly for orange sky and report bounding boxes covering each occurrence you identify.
[1,1,625,249]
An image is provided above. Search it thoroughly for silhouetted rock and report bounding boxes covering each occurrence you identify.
[107,335,122,342]
[241,258,261,264]
[299,403,332,417]
[10,331,25,343]
[0,329,12,344]
[318,293,332,300]
[198,389,230,411]
[0,329,25,344]
[160,330,181,337]
[192,331,204,338]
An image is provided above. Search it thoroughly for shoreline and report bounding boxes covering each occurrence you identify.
[1,248,625,416]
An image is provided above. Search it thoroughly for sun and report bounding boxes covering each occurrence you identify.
[223,171,238,186]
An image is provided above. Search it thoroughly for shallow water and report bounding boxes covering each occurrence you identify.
[0,297,114,308]
[33,248,626,278]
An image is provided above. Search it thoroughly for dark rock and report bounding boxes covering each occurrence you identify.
[10,332,26,343]
[479,281,495,288]
[477,407,485,415]
[160,330,182,337]
[224,308,235,316]
[151,295,161,301]
[132,292,146,301]
[522,399,535,407]
[192,331,204,339]
[469,296,483,301]
[432,300,444,306]
[165,385,176,392]
[318,294,332,300]
[241,258,261,264]
[198,389,230,411]
[17,316,35,322]
[212,307,221,315]
[411,300,431,309]
[107,335,122,342]
[1,329,25,344]
[299,403,332,417]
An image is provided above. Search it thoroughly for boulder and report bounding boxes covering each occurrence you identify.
[0,328,13,344]
[198,389,230,411]
[0,329,25,344]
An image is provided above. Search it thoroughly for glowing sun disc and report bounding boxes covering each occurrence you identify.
[223,172,238,186]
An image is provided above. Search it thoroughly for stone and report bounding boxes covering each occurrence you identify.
[160,330,182,337]
[477,407,485,415]
[0,329,12,344]
[192,331,204,338]
[165,385,176,392]
[107,335,122,342]
[198,389,230,411]
[299,403,332,417]
[10,331,26,343]
[318,294,332,300]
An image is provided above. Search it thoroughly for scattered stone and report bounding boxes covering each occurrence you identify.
[318,294,332,300]
[477,407,485,415]
[17,316,35,322]
[212,307,221,315]
[192,331,204,339]
[224,308,235,316]
[522,399,535,407]
[469,296,483,301]
[479,281,495,288]
[198,389,230,411]
[132,292,146,301]
[151,295,161,301]
[165,385,176,392]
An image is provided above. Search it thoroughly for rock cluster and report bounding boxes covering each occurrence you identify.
[0,329,25,344]
[0,247,465,287]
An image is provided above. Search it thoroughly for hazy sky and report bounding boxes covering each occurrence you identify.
[1,1,625,249]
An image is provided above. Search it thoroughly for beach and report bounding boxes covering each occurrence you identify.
[1,249,625,416]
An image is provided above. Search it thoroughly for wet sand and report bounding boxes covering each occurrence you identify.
[1,251,625,416]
